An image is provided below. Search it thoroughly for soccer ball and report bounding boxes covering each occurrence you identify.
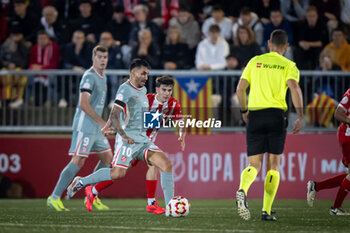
[167,196,190,217]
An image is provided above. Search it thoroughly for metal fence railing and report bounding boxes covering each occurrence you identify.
[0,70,349,132]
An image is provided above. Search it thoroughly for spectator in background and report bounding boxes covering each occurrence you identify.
[60,30,93,108]
[192,0,215,25]
[69,0,102,43]
[220,0,252,20]
[323,28,350,71]
[226,53,241,70]
[91,0,113,24]
[129,4,163,46]
[131,29,161,69]
[280,0,309,22]
[98,31,125,108]
[231,25,262,68]
[310,0,340,23]
[62,30,93,71]
[161,25,191,70]
[29,31,60,106]
[318,49,341,71]
[232,7,264,46]
[99,31,124,69]
[107,5,132,45]
[0,27,31,70]
[39,6,70,45]
[169,6,201,50]
[294,6,328,70]
[8,0,40,43]
[195,24,229,70]
[53,0,80,21]
[0,26,31,109]
[252,0,280,24]
[202,5,233,41]
[263,9,293,59]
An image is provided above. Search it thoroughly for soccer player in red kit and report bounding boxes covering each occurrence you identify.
[84,75,186,214]
[307,88,350,215]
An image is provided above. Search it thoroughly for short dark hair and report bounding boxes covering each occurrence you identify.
[212,4,223,12]
[156,76,175,87]
[93,45,108,56]
[209,24,221,33]
[331,27,345,36]
[129,58,151,71]
[270,29,288,47]
[178,4,190,12]
[37,30,49,37]
[80,0,91,5]
[240,7,251,16]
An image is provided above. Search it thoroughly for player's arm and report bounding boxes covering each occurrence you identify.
[287,79,304,134]
[80,92,106,128]
[109,103,134,144]
[334,105,350,125]
[177,119,186,151]
[236,79,249,123]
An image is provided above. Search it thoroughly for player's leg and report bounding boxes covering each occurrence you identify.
[145,165,165,214]
[146,149,174,213]
[262,153,281,220]
[47,131,90,211]
[307,174,347,207]
[330,142,350,215]
[86,150,113,211]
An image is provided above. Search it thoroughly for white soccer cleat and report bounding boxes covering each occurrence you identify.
[67,176,83,199]
[307,180,317,207]
[330,207,350,215]
[236,189,250,220]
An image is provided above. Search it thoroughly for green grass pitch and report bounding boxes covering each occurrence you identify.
[0,199,349,233]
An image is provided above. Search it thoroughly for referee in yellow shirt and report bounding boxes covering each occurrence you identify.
[235,30,304,221]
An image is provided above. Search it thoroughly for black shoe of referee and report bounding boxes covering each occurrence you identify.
[261,211,277,221]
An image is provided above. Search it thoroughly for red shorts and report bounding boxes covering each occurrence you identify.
[341,141,350,167]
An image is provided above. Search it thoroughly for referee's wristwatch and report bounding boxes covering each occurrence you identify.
[240,109,248,114]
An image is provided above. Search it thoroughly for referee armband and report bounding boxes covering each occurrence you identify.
[114,99,126,108]
[80,88,92,94]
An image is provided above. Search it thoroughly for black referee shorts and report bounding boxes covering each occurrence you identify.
[246,108,287,156]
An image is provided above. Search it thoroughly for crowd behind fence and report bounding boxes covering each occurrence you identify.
[0,70,349,132]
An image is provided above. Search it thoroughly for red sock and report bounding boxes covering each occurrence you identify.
[146,180,157,198]
[95,180,114,193]
[333,177,350,208]
[316,174,347,191]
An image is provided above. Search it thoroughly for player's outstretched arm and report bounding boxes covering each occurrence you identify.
[109,105,135,144]
[80,92,106,128]
[287,79,304,134]
[334,106,350,125]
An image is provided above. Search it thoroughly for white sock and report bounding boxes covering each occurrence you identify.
[92,186,98,196]
[148,198,156,205]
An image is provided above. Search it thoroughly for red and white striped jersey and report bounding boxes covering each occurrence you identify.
[338,88,350,143]
[146,94,183,142]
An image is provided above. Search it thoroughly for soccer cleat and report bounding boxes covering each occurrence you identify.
[147,200,166,214]
[84,186,95,212]
[307,180,317,207]
[261,211,277,221]
[47,196,69,211]
[93,197,110,210]
[330,207,350,215]
[67,176,83,199]
[236,189,250,220]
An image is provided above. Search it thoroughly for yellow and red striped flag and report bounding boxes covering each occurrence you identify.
[306,94,336,127]
[173,76,212,134]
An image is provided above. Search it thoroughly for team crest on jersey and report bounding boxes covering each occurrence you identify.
[121,156,127,162]
[82,146,87,152]
[83,82,90,89]
[342,96,348,105]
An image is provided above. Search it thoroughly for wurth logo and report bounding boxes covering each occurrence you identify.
[257,63,262,68]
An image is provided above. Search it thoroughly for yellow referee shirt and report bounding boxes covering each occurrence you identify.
[241,52,300,111]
